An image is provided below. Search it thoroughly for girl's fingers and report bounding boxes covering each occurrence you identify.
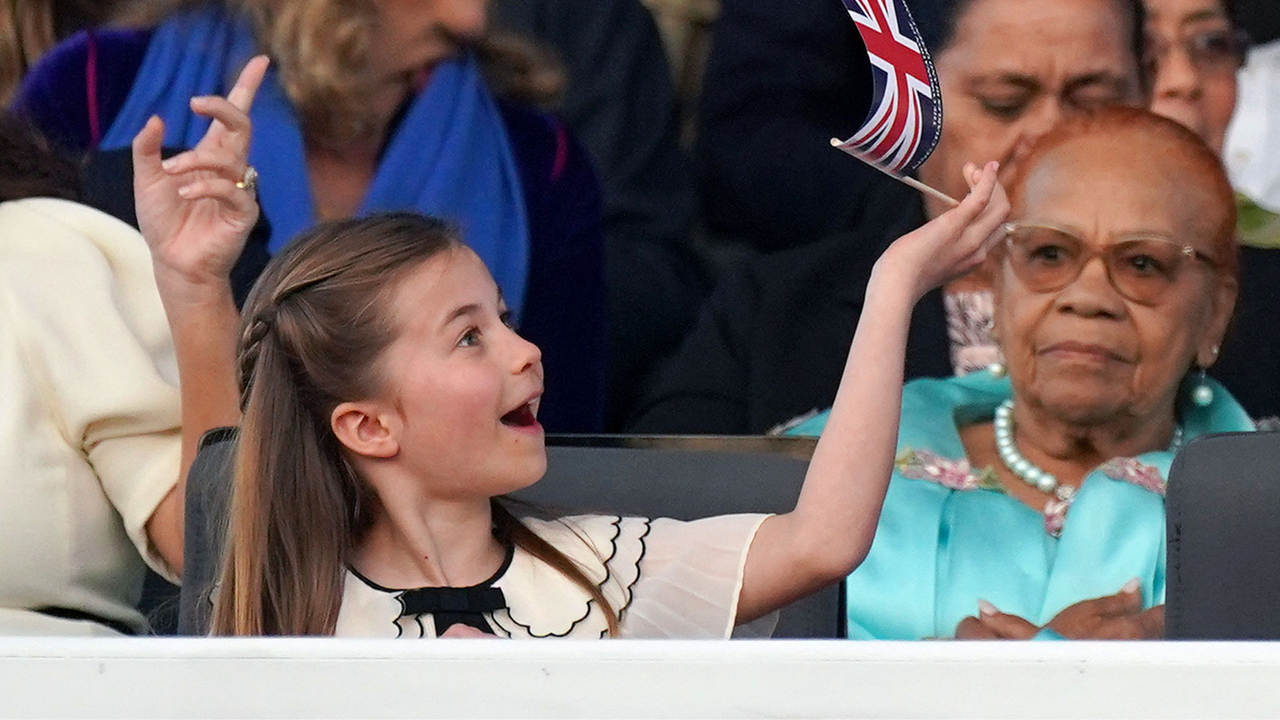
[131,115,167,185]
[191,96,252,144]
[162,146,241,177]
[177,177,258,216]
[225,55,269,113]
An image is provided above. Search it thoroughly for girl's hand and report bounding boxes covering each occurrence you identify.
[132,55,269,294]
[874,161,1010,302]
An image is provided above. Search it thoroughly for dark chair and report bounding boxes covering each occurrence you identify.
[137,570,180,635]
[180,431,843,638]
[1166,430,1280,639]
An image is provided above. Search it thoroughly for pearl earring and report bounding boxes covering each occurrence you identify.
[1191,346,1218,408]
[1192,369,1214,407]
[988,361,1006,378]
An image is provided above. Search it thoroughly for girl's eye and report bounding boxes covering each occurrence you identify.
[458,327,481,348]
[499,310,515,329]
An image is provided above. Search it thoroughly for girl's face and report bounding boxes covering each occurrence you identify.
[363,248,546,499]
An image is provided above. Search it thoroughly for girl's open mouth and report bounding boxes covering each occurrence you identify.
[500,402,539,428]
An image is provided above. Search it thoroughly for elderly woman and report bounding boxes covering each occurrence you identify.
[14,0,608,433]
[788,107,1250,640]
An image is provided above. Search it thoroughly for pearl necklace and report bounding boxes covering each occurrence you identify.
[993,399,1183,500]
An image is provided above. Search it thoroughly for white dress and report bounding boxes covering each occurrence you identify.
[334,514,776,639]
[0,199,181,635]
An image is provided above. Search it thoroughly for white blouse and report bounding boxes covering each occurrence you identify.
[0,199,181,635]
[334,514,775,639]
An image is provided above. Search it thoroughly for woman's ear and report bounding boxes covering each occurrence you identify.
[1199,275,1239,367]
[331,402,401,459]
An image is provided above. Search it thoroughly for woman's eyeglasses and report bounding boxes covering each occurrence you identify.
[1150,27,1250,76]
[1002,223,1218,305]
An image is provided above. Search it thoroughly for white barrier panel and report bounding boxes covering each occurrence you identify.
[2,638,1280,718]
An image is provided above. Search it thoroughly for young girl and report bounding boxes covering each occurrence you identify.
[134,58,1011,637]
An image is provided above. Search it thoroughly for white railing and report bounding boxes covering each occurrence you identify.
[3,638,1279,718]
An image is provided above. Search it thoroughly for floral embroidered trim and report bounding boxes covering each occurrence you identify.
[895,448,1168,537]
[1099,457,1167,496]
[1043,497,1070,537]
[895,448,1001,491]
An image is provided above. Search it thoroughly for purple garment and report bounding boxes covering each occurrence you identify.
[15,28,608,433]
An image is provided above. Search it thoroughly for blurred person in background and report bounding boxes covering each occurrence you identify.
[0,0,125,105]
[14,0,610,433]
[1145,0,1280,420]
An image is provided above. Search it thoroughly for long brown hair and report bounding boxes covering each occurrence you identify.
[210,212,616,636]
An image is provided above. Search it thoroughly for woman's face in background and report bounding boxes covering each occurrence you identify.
[1146,0,1242,154]
[918,0,1144,215]
[369,0,488,81]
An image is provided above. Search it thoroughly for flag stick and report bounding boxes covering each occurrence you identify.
[829,138,960,208]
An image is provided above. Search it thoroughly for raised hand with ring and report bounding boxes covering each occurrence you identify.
[236,166,259,194]
[132,54,270,290]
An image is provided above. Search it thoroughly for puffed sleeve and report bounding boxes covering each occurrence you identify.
[0,199,181,581]
[621,514,777,639]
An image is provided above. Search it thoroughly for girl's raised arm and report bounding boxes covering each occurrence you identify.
[132,56,268,567]
[736,162,1010,623]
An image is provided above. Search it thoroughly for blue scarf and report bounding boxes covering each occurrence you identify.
[101,5,530,318]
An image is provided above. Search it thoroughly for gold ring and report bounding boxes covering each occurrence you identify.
[235,165,258,193]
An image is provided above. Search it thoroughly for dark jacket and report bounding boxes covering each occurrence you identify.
[494,0,711,428]
[696,0,889,253]
[628,197,953,434]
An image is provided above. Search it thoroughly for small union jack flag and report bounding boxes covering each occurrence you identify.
[832,0,943,176]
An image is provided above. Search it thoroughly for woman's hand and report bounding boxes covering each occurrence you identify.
[873,161,1010,302]
[953,585,1165,640]
[1045,584,1165,640]
[955,601,1039,640]
[133,55,269,294]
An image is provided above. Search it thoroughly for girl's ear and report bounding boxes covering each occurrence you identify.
[331,402,401,459]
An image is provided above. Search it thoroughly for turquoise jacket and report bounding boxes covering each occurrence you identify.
[788,370,1254,639]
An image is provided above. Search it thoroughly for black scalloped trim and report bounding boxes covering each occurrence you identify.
[494,515,650,638]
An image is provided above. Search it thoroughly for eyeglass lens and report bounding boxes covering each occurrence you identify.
[1005,225,1195,304]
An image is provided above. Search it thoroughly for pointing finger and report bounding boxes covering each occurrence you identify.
[131,115,167,187]
[225,55,270,114]
[191,95,252,141]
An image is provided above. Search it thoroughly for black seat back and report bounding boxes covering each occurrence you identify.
[1166,431,1280,639]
